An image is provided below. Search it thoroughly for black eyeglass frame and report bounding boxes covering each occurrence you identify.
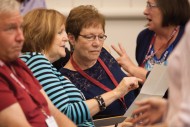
[78,34,107,41]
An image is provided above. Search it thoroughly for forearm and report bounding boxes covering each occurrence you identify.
[128,65,147,83]
[85,90,118,116]
[0,103,32,127]
[41,89,76,127]
[50,105,76,127]
[85,77,139,117]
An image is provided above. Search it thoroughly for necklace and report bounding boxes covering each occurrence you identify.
[141,26,179,67]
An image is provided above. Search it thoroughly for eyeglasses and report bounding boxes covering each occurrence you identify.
[79,34,107,42]
[146,2,158,9]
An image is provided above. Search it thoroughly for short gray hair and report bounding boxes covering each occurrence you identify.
[0,0,20,14]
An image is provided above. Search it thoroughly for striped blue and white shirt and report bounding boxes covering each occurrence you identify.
[20,52,94,127]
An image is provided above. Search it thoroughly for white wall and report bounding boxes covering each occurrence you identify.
[105,19,146,64]
[45,0,148,63]
[45,0,147,18]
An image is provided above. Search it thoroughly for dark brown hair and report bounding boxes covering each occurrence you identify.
[157,0,190,27]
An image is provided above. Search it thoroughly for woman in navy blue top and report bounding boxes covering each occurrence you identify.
[61,48,136,118]
[59,5,140,119]
[111,0,190,96]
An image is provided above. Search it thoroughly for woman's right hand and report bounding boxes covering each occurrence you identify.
[111,43,136,74]
[113,77,141,98]
[111,43,147,83]
[86,77,141,117]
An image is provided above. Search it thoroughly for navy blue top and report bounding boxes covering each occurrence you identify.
[59,48,136,119]
[136,25,185,66]
[135,26,185,98]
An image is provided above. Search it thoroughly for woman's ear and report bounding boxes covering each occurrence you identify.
[67,33,75,52]
[67,33,75,45]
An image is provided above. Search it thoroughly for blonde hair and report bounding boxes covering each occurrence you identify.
[22,8,66,53]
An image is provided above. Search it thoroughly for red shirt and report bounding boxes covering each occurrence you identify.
[0,58,50,127]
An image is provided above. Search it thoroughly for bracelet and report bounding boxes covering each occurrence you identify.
[114,123,118,127]
[94,95,106,111]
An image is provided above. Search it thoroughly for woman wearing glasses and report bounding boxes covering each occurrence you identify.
[59,5,140,119]
[20,8,139,126]
[112,0,190,97]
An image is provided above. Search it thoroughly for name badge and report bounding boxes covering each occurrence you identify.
[45,116,58,127]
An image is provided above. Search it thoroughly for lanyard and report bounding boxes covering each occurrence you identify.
[141,26,179,67]
[8,64,50,118]
[70,56,127,110]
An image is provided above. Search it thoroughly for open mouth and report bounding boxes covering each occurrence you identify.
[147,18,152,22]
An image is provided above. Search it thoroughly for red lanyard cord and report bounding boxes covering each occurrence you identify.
[70,56,127,110]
